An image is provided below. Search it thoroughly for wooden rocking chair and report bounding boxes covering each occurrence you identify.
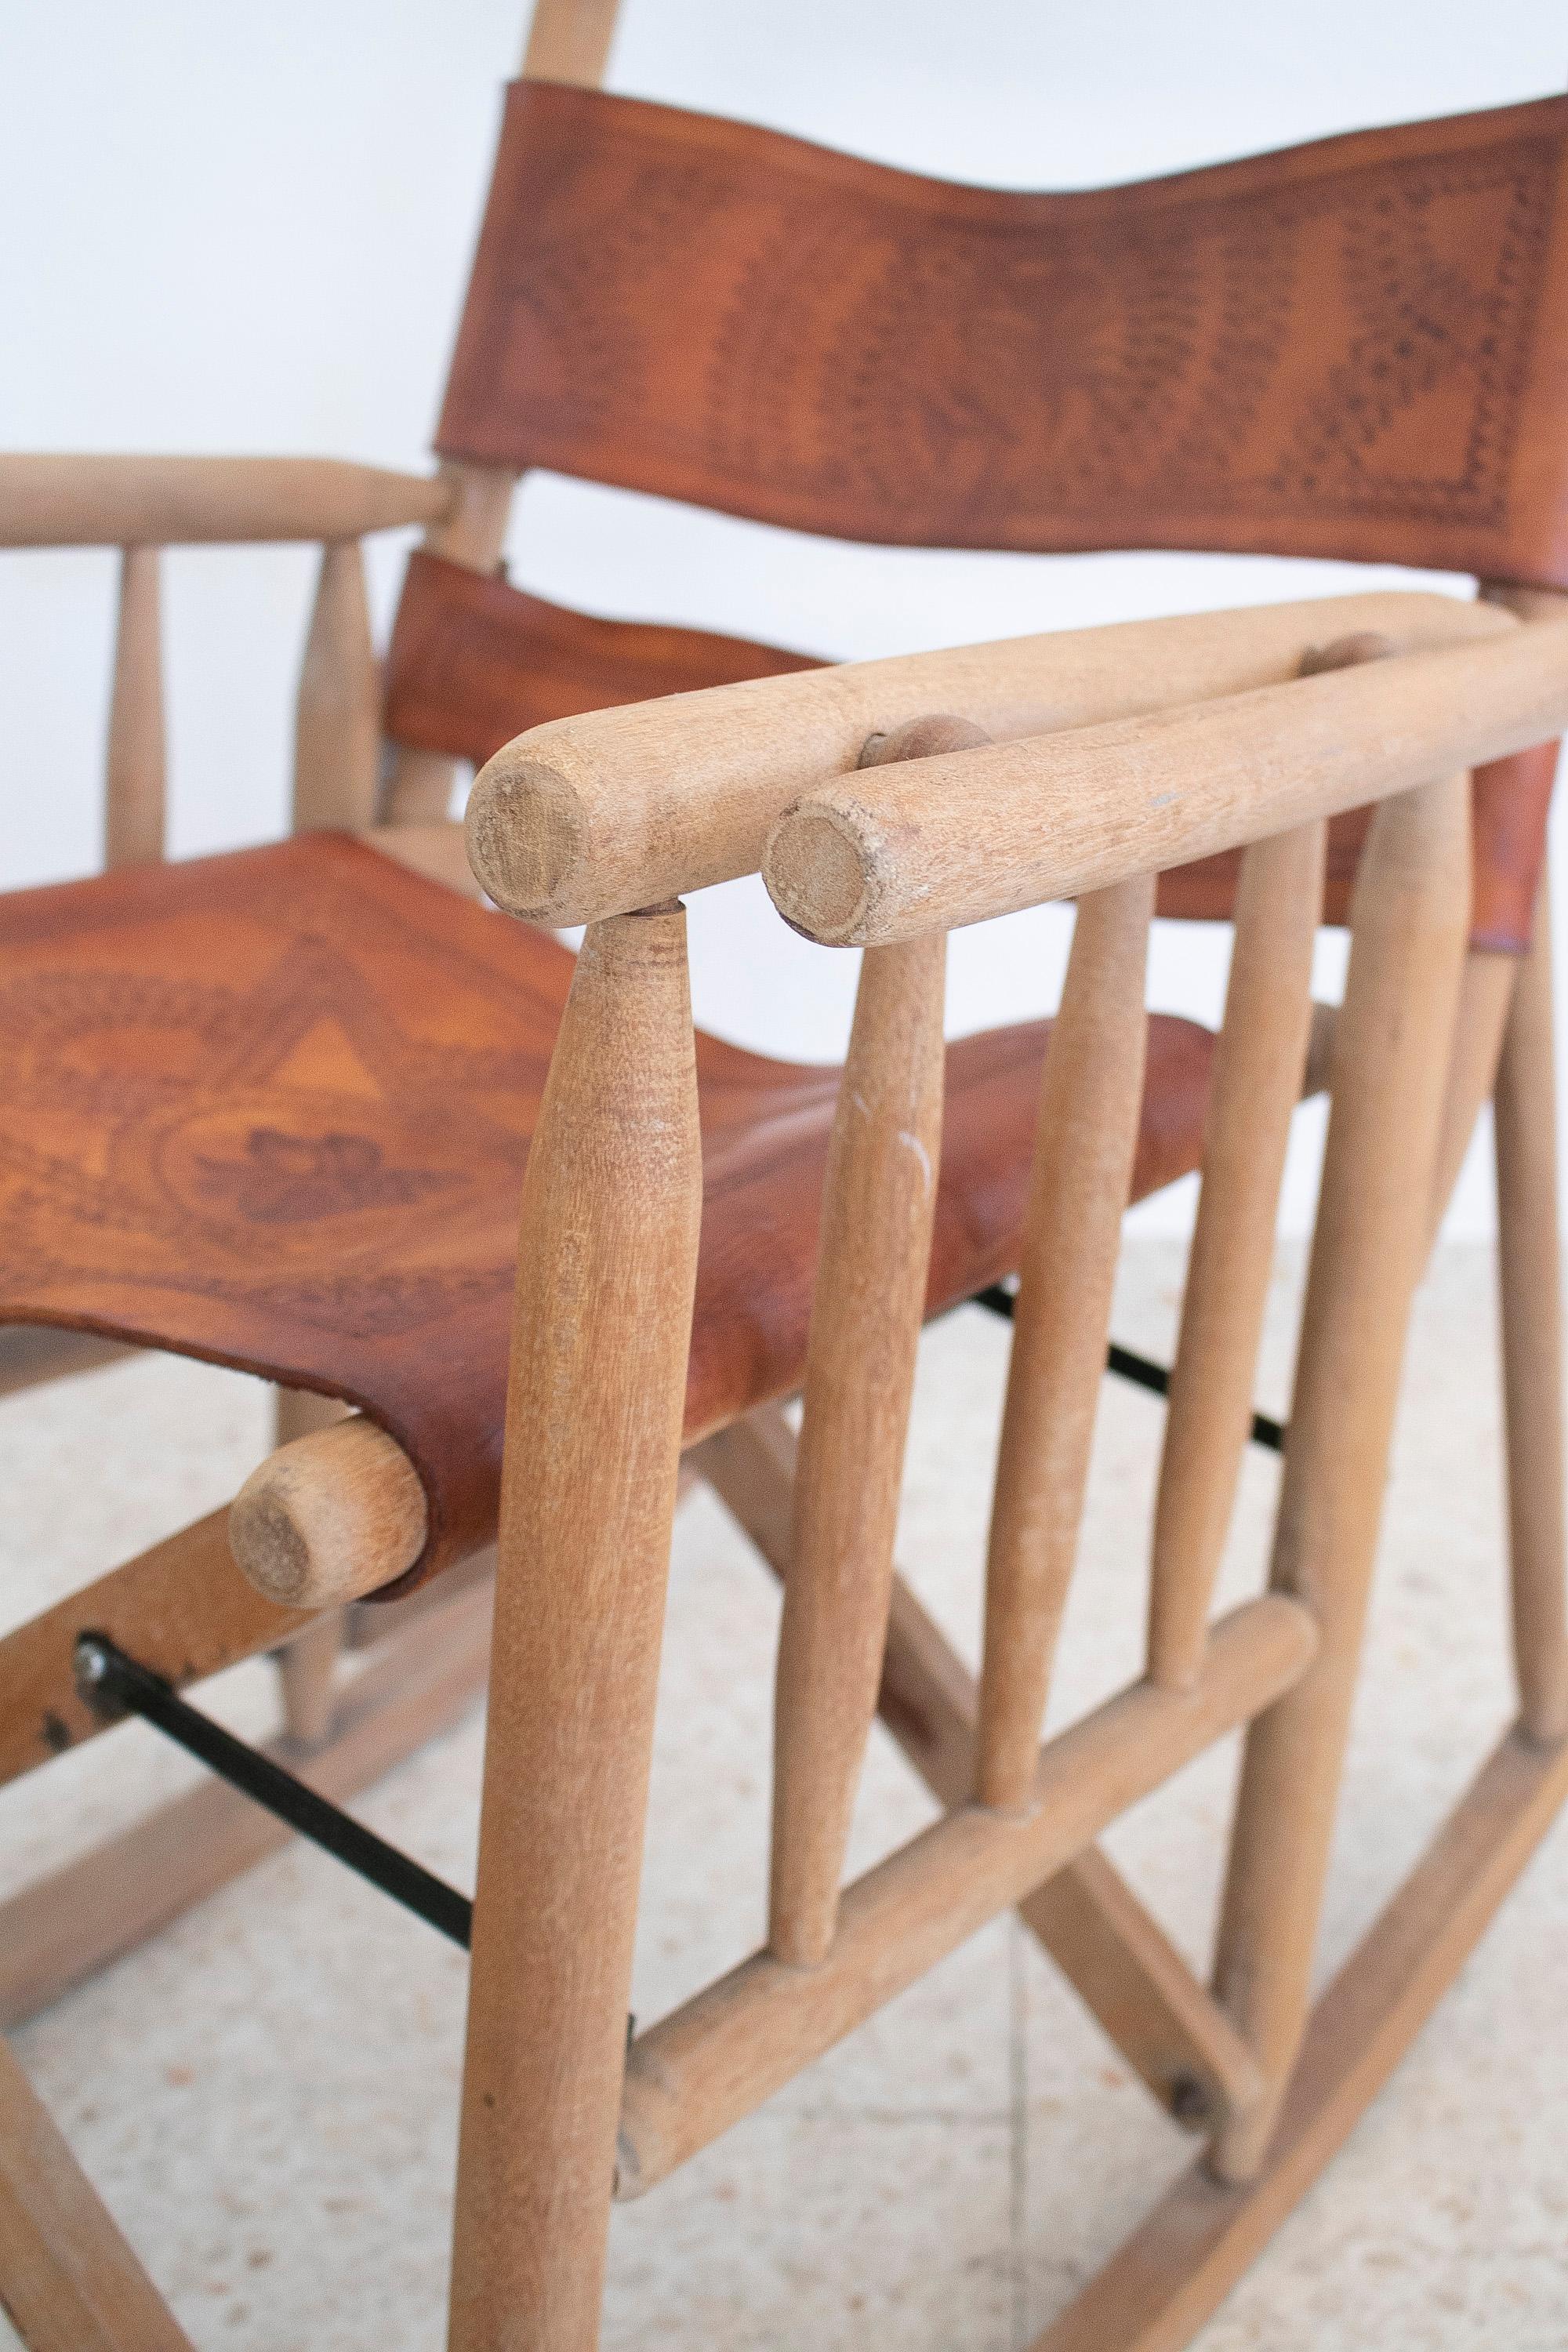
[4,2,1568,2339]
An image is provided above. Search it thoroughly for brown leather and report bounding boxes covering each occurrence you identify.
[0,833,1218,1592]
[1156,742,1559,949]
[384,549,824,770]
[438,81,1568,585]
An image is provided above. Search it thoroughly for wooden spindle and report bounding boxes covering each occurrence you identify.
[104,544,165,866]
[1494,877,1568,1744]
[448,903,701,2352]
[1210,771,1470,2185]
[768,930,946,1966]
[292,539,381,830]
[1146,822,1323,1690]
[975,873,1154,1809]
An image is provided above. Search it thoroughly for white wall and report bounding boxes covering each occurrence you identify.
[5,0,1566,1232]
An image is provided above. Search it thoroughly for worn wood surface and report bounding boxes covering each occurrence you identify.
[978,876,1152,1806]
[1210,773,1471,2182]
[448,906,702,2352]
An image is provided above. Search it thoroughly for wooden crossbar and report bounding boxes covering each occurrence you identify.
[695,1406,1265,2132]
[615,1595,1315,2196]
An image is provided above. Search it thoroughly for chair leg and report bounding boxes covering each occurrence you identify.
[1495,877,1568,1744]
[447,907,702,2352]
[270,1389,350,1745]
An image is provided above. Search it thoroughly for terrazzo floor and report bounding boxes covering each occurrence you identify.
[2,1240,1565,2349]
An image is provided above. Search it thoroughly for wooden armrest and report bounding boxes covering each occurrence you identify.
[0,454,457,548]
[463,588,1510,928]
[765,610,1568,945]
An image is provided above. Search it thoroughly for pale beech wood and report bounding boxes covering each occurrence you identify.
[466,590,1505,926]
[1210,771,1471,2184]
[769,752,948,1962]
[1494,877,1568,1743]
[267,1392,351,1738]
[764,609,1568,948]
[1030,1722,1568,2352]
[615,1594,1316,2198]
[977,875,1153,1808]
[522,0,623,82]
[0,1326,134,1399]
[0,1571,492,2031]
[104,545,165,867]
[448,906,702,2352]
[0,1511,308,1789]
[292,539,382,831]
[0,453,452,547]
[696,1404,1265,2131]
[1147,822,1323,1690]
[0,2038,193,2352]
[360,818,488,896]
[1427,946,1518,1240]
[228,1413,428,1606]
[274,1611,345,1747]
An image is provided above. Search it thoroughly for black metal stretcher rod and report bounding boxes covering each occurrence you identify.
[967,1285,1287,1454]
[74,1632,473,1947]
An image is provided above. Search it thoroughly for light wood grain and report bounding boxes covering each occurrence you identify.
[1210,771,1471,2183]
[448,906,702,2352]
[1427,948,1517,1240]
[764,612,1568,946]
[0,453,452,547]
[616,1595,1315,2197]
[769,928,946,1964]
[229,1412,427,1606]
[1494,877,1568,1744]
[104,546,165,866]
[0,1511,308,1789]
[695,1404,1264,2131]
[1147,822,1323,1690]
[292,539,382,831]
[466,590,1506,926]
[0,2038,193,2352]
[977,875,1152,1808]
[521,0,623,84]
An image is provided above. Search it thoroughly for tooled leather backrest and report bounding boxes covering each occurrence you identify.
[437,80,1568,582]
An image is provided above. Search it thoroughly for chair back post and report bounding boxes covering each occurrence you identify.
[379,0,626,828]
[104,543,165,866]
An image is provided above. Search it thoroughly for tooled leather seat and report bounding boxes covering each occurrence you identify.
[0,831,1215,1574]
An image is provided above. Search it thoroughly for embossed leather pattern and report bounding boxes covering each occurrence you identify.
[0,833,1218,1589]
[439,82,1568,584]
[384,549,823,769]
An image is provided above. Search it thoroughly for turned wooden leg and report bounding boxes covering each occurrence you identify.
[447,908,702,2352]
[1495,876,1568,1744]
[270,1389,350,1745]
